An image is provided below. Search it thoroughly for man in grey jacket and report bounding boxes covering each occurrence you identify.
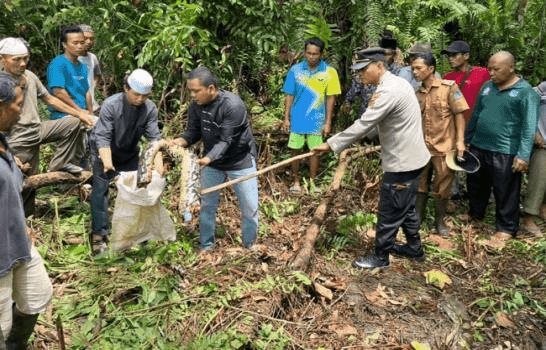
[314,48,430,269]
[89,69,161,255]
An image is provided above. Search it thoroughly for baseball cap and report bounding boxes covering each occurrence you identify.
[351,47,386,71]
[445,150,480,173]
[441,40,470,54]
[127,69,153,95]
[408,42,432,54]
[0,37,29,56]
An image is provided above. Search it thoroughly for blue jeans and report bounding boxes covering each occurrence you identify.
[90,148,138,238]
[199,160,258,249]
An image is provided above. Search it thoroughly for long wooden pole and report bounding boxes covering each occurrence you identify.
[200,151,315,195]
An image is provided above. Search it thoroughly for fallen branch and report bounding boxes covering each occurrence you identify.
[289,145,381,271]
[23,171,92,190]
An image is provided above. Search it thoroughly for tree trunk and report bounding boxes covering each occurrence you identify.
[289,145,381,271]
[23,171,92,190]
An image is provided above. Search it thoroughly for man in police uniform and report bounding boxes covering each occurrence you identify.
[314,48,430,269]
[412,52,469,235]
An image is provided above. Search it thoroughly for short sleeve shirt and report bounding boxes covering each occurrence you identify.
[416,78,469,155]
[283,59,341,134]
[7,70,49,144]
[47,54,89,120]
[78,52,102,112]
[444,67,490,122]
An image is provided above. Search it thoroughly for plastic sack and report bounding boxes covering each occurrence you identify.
[110,170,176,251]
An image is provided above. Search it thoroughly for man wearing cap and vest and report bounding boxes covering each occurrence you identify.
[314,48,430,269]
[341,31,403,118]
[465,51,539,240]
[0,37,93,216]
[411,52,469,236]
[78,24,103,113]
[282,37,341,194]
[89,69,161,255]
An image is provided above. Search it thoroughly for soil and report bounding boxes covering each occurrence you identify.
[32,153,545,349]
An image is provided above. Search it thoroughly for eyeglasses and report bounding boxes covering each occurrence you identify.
[446,52,463,58]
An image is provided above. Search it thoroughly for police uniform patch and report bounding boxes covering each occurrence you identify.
[368,92,381,108]
[509,90,519,97]
[482,87,491,96]
[454,89,463,100]
[441,79,455,86]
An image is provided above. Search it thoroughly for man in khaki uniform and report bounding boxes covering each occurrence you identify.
[412,52,469,235]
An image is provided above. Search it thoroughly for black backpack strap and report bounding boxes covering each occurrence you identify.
[458,66,473,89]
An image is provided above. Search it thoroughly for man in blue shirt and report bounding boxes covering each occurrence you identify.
[47,25,92,120]
[282,37,341,194]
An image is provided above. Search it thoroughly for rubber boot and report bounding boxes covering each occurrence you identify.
[415,193,428,224]
[391,214,425,262]
[5,308,38,350]
[434,199,450,236]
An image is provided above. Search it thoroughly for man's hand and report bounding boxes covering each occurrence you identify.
[168,137,188,148]
[282,119,290,133]
[13,156,31,173]
[312,142,331,155]
[340,102,352,114]
[197,156,212,167]
[26,226,36,244]
[322,124,331,137]
[98,147,115,173]
[79,112,96,128]
[535,132,544,148]
[512,157,528,173]
[456,141,466,160]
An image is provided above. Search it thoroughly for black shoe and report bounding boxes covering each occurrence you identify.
[90,234,108,256]
[352,255,389,269]
[391,244,426,262]
[60,163,84,175]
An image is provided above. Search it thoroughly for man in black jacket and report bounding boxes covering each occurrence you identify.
[171,66,258,250]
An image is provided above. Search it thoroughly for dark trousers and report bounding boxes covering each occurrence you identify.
[90,148,138,237]
[375,168,423,259]
[466,146,521,235]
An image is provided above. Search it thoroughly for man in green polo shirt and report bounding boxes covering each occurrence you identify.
[465,51,540,239]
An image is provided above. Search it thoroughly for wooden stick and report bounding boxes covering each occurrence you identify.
[200,151,315,195]
[56,315,66,350]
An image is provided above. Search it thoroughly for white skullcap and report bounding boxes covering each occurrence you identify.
[127,69,153,94]
[0,37,29,56]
